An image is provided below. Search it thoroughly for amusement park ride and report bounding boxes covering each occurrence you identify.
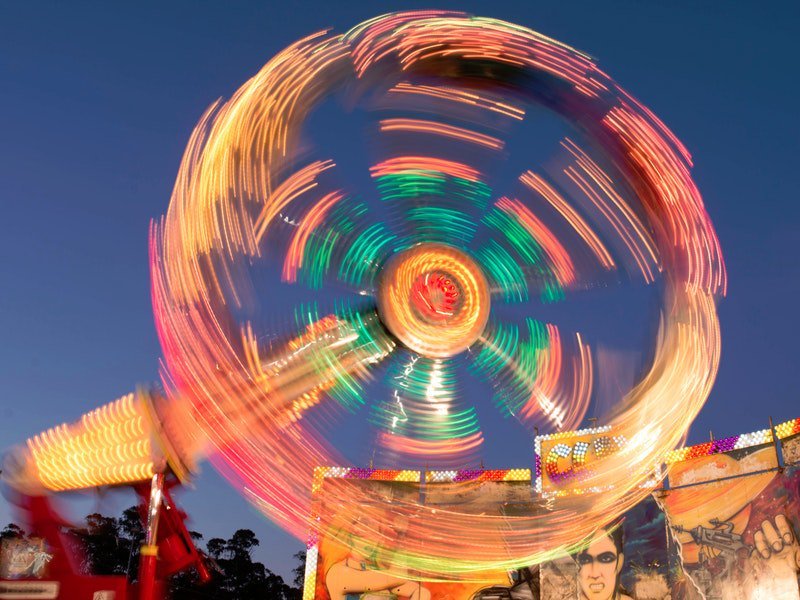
[1,10,734,600]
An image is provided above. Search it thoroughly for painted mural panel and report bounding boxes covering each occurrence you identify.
[307,470,524,600]
[659,449,800,599]
[782,432,800,466]
[539,496,676,600]
[0,538,51,579]
[305,421,800,599]
[668,443,777,489]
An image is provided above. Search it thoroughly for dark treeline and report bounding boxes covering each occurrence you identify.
[1,512,305,599]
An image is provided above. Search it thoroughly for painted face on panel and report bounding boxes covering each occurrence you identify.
[576,533,623,600]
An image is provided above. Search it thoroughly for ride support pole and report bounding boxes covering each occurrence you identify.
[138,472,166,600]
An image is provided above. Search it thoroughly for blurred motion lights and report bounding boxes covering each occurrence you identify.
[5,10,729,580]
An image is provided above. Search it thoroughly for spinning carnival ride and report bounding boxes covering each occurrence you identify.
[2,11,726,598]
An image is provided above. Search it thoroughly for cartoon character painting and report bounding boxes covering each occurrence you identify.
[574,523,633,600]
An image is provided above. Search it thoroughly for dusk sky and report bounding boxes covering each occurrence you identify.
[2,1,798,581]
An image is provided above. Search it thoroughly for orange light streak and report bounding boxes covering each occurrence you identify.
[377,431,484,457]
[603,107,727,295]
[254,160,336,245]
[136,11,728,580]
[519,171,615,271]
[389,82,525,120]
[282,190,344,283]
[351,15,606,99]
[370,156,482,182]
[562,138,660,283]
[379,118,504,150]
[496,196,577,286]
[19,393,155,492]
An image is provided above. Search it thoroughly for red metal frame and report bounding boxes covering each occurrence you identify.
[1,475,209,600]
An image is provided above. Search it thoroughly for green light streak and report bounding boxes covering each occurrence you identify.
[297,198,367,289]
[450,177,491,209]
[301,229,339,289]
[339,222,396,287]
[473,319,550,416]
[477,239,529,303]
[406,206,477,246]
[376,173,491,210]
[484,208,564,303]
[288,302,394,413]
[376,172,446,201]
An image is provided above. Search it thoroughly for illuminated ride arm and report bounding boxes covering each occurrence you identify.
[2,312,390,496]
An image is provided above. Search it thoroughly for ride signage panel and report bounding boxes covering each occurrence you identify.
[535,425,626,494]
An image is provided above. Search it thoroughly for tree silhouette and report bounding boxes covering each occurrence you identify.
[119,506,144,579]
[0,523,26,541]
[292,550,306,588]
[206,537,227,560]
[174,528,299,599]
[229,529,259,557]
[70,512,137,575]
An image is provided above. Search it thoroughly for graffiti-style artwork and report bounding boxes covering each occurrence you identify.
[618,498,672,600]
[0,538,52,579]
[784,435,800,467]
[575,524,631,600]
[304,424,800,599]
[659,442,800,600]
[318,509,435,600]
[539,497,673,600]
[311,476,433,600]
[307,471,522,600]
[425,472,542,600]
[540,556,577,600]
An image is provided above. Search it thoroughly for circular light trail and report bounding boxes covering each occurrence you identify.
[148,11,727,579]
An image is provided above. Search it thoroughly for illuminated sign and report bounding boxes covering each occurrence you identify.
[535,426,626,494]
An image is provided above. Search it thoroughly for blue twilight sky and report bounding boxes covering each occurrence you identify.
[1,0,799,581]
